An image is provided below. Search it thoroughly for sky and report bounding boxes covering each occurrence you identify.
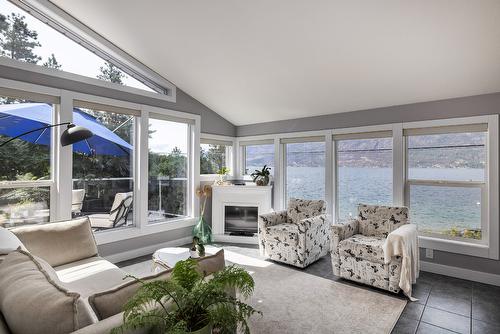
[0,0,151,90]
[0,0,189,155]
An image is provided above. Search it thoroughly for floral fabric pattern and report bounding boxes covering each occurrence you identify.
[258,200,330,268]
[339,234,386,264]
[358,204,408,237]
[331,204,409,294]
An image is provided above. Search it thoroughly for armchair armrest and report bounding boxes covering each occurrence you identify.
[297,214,328,233]
[331,219,358,242]
[259,210,288,228]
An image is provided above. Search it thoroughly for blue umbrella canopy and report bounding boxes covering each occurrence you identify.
[0,103,132,156]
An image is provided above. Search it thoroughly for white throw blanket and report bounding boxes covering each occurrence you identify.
[383,224,419,301]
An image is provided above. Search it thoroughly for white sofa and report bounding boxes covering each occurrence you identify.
[0,218,225,334]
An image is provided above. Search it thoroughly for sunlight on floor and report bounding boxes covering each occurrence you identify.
[205,245,272,268]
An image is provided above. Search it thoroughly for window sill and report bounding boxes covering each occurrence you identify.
[94,217,197,245]
[419,235,492,259]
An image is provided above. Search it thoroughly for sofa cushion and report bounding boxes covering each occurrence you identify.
[339,234,386,264]
[287,198,325,224]
[12,217,98,267]
[0,250,94,334]
[55,256,130,299]
[358,204,408,237]
[88,249,226,320]
[0,226,26,255]
[264,223,299,246]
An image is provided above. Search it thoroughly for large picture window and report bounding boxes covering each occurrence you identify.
[335,134,393,220]
[241,140,275,176]
[200,138,232,175]
[284,138,325,202]
[405,127,487,242]
[72,104,136,231]
[148,116,189,224]
[0,96,54,227]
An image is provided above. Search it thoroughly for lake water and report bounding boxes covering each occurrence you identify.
[286,166,483,235]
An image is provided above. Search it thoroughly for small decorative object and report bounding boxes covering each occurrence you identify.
[190,237,200,258]
[193,185,212,244]
[214,166,230,186]
[113,259,260,334]
[251,165,271,186]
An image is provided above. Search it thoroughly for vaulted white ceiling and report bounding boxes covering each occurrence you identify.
[52,0,500,126]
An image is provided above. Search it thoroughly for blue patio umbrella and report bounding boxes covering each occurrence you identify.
[0,103,132,156]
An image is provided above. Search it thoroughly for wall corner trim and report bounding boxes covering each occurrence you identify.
[421,261,500,286]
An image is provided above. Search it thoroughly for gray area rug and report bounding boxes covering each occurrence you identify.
[120,244,406,334]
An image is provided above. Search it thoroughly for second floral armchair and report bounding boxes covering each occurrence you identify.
[258,198,330,268]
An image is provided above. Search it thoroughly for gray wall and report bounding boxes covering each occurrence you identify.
[0,64,236,136]
[237,92,500,136]
[236,92,500,276]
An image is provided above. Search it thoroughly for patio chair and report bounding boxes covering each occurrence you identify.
[88,192,133,230]
[71,189,85,216]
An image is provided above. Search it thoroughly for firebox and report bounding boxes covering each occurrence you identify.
[224,205,258,236]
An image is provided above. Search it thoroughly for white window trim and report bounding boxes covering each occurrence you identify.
[199,133,236,181]
[0,76,200,245]
[401,115,499,259]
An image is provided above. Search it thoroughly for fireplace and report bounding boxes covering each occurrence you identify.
[211,185,272,243]
[224,205,258,235]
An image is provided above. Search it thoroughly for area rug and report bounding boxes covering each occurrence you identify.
[120,244,406,334]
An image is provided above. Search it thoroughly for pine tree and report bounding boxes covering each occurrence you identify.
[0,13,41,63]
[42,53,61,69]
[97,62,126,84]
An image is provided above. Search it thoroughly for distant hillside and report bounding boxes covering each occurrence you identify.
[246,133,486,169]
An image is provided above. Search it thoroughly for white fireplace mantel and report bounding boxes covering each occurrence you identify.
[211,185,272,243]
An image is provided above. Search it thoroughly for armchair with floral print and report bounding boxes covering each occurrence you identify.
[331,204,409,293]
[258,198,330,268]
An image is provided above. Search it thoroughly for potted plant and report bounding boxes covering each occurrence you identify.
[215,167,230,185]
[112,259,260,334]
[250,165,271,186]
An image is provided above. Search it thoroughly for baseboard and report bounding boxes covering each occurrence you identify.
[421,261,500,286]
[103,236,193,264]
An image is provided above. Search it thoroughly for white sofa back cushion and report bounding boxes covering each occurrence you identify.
[0,227,26,255]
[0,250,94,334]
[12,217,98,267]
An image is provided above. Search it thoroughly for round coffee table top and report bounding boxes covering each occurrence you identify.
[152,247,216,269]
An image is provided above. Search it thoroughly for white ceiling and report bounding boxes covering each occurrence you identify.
[52,0,500,126]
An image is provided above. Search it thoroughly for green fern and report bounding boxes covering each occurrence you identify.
[112,259,261,334]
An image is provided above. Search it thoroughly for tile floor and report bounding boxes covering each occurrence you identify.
[117,243,500,334]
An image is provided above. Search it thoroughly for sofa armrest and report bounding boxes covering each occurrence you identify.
[72,312,148,334]
[259,210,288,228]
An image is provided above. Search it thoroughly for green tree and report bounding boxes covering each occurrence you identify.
[0,13,41,63]
[200,144,226,174]
[97,62,126,84]
[42,53,62,69]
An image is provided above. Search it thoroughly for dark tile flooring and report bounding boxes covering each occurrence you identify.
[117,243,500,334]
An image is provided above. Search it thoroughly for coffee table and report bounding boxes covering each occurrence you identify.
[152,246,216,270]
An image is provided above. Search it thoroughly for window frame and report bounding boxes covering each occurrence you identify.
[282,136,327,204]
[0,84,59,224]
[333,130,394,222]
[8,0,176,97]
[402,116,498,259]
[239,139,275,178]
[199,134,235,180]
